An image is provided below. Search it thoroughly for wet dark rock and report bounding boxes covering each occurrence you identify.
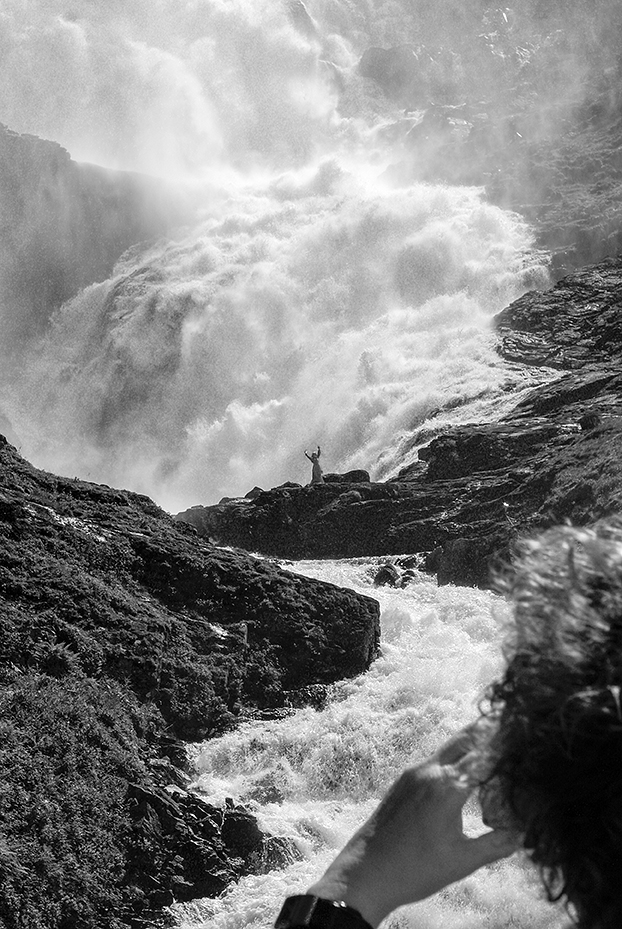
[148,757,190,788]
[580,410,602,430]
[334,490,363,506]
[158,734,192,773]
[495,259,622,368]
[426,535,507,588]
[373,563,402,587]
[126,782,262,902]
[285,682,332,711]
[324,470,371,483]
[220,804,264,859]
[257,835,303,872]
[400,569,418,586]
[0,439,380,731]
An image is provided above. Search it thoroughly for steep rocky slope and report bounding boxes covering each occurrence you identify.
[177,255,622,587]
[0,124,191,353]
[0,439,379,927]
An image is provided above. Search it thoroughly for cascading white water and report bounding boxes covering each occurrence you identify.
[13,174,548,510]
[173,561,567,929]
[1,0,551,511]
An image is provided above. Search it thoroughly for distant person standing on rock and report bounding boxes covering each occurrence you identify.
[305,446,324,484]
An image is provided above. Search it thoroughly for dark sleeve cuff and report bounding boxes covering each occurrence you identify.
[275,895,374,929]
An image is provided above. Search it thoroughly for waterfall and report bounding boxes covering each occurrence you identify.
[172,560,566,929]
[12,175,547,511]
[1,0,550,511]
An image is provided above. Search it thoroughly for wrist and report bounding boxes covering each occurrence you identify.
[275,895,374,929]
[305,879,380,929]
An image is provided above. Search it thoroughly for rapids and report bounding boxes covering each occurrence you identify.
[173,559,566,929]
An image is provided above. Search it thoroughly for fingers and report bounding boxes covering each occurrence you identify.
[434,725,478,765]
[462,828,522,870]
[434,722,494,793]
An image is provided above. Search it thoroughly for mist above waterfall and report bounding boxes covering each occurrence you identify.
[0,0,337,177]
[2,0,619,178]
[10,0,615,507]
[12,167,546,509]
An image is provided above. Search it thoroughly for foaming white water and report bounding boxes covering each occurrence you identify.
[2,1,552,508]
[12,172,548,510]
[173,560,566,929]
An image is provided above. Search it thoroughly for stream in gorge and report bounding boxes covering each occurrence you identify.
[0,4,611,928]
[173,559,567,929]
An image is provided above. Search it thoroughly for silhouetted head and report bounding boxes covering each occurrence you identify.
[481,520,622,928]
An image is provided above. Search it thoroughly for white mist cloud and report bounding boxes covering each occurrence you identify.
[10,159,547,510]
[0,0,334,176]
[2,0,559,509]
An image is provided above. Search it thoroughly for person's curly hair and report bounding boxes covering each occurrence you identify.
[480,520,622,929]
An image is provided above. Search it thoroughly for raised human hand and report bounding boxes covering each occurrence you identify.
[306,726,520,927]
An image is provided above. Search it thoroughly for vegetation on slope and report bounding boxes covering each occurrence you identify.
[0,676,155,929]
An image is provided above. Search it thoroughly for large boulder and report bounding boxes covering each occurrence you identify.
[373,562,402,587]
[0,436,380,733]
[324,469,371,483]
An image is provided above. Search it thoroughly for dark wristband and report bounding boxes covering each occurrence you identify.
[275,895,374,929]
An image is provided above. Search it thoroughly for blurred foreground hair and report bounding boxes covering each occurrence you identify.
[483,520,622,929]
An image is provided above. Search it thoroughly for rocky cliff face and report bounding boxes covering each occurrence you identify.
[355,24,622,278]
[0,124,190,353]
[0,438,379,926]
[176,255,622,588]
